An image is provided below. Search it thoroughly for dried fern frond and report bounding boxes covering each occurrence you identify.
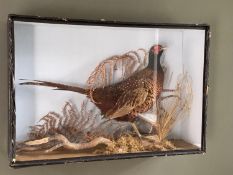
[28,101,99,143]
[27,100,136,144]
[86,49,148,90]
[29,112,62,140]
[17,99,140,153]
[86,49,147,103]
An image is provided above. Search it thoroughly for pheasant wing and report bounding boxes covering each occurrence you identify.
[106,87,148,119]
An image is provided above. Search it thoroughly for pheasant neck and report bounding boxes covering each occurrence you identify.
[147,52,163,72]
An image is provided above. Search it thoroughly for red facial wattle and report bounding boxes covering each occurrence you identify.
[153,45,161,54]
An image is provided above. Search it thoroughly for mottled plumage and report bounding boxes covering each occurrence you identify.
[20,45,166,121]
[93,68,164,120]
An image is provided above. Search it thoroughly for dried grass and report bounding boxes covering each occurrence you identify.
[147,72,193,149]
[95,134,145,154]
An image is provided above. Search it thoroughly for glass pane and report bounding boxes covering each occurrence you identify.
[14,21,205,161]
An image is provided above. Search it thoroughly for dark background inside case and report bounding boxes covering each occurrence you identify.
[0,0,233,174]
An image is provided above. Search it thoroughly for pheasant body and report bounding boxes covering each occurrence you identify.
[20,45,166,121]
[92,68,164,120]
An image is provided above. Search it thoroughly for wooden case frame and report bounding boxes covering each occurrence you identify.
[8,14,210,168]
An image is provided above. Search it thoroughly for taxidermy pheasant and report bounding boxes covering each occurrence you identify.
[20,45,167,121]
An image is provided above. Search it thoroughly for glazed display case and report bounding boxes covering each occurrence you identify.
[8,14,210,167]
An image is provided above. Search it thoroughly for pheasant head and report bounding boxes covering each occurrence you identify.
[147,44,166,71]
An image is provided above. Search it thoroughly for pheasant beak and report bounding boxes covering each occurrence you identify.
[161,46,167,51]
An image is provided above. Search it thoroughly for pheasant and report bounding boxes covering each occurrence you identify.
[20,45,167,121]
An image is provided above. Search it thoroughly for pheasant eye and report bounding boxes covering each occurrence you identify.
[153,45,161,54]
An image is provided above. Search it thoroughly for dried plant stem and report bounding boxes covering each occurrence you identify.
[24,134,114,153]
[26,137,49,145]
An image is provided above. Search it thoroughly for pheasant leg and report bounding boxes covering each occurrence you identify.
[160,95,180,101]
[137,113,156,126]
[131,123,142,138]
[162,89,176,92]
